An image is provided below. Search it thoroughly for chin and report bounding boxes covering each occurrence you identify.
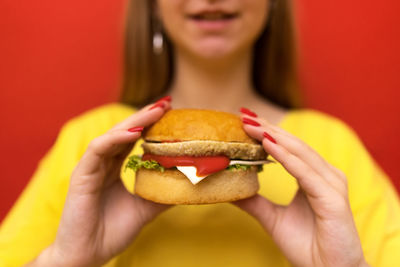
[187,38,239,60]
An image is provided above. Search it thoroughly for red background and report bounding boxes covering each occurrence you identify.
[1,0,399,222]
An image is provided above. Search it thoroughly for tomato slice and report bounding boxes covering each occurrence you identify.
[142,154,230,176]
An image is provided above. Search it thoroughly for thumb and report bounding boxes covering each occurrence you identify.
[233,194,281,234]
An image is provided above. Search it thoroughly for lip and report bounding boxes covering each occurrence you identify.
[186,13,239,32]
[188,17,237,31]
[187,7,239,16]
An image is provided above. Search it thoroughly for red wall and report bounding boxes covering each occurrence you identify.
[295,0,400,187]
[1,0,399,222]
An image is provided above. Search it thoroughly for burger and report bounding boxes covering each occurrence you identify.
[125,109,270,204]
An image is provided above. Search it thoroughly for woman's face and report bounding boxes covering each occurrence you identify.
[156,0,270,59]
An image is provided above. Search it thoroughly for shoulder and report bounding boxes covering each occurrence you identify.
[67,102,136,129]
[281,109,367,168]
[48,103,137,159]
[61,102,137,139]
[282,108,359,144]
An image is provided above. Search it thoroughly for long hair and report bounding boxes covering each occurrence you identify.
[121,0,301,109]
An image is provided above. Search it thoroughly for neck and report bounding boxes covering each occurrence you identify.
[167,48,260,114]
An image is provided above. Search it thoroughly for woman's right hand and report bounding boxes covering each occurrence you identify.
[27,97,172,267]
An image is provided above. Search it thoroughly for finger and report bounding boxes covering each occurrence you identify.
[241,115,329,172]
[112,98,172,131]
[233,194,281,234]
[75,128,143,176]
[71,98,172,194]
[239,114,289,140]
[241,115,346,190]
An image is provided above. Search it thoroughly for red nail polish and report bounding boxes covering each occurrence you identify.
[240,107,258,118]
[128,126,144,132]
[156,95,172,102]
[242,117,261,127]
[150,102,165,110]
[263,132,277,144]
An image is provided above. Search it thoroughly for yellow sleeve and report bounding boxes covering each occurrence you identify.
[0,120,85,266]
[330,120,400,267]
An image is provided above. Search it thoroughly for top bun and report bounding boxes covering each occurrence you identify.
[144,109,258,144]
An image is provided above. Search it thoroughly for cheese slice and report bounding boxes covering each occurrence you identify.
[176,166,208,185]
[176,160,272,185]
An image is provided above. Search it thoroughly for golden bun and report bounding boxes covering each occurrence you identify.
[144,109,258,144]
[135,168,259,204]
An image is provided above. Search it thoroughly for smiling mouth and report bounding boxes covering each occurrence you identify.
[187,12,240,21]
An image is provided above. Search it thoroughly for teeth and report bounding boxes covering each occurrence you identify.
[202,13,224,20]
[194,13,233,20]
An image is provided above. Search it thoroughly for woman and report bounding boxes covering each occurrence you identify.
[1,0,399,266]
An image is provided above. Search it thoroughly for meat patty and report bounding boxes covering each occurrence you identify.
[142,140,266,160]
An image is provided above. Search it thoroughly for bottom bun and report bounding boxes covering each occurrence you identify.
[135,168,259,204]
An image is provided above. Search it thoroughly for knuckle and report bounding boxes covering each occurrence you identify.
[88,137,102,151]
[283,154,303,171]
[87,134,109,156]
[258,118,268,126]
[276,147,293,164]
[335,168,348,183]
[303,142,316,155]
[332,169,349,195]
[336,168,347,180]
[335,195,351,213]
[305,166,317,177]
[341,176,349,193]
[290,137,307,153]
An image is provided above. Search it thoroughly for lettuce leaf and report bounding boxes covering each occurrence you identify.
[227,164,263,172]
[125,155,263,173]
[125,155,165,172]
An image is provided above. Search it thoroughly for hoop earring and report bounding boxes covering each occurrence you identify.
[153,30,164,55]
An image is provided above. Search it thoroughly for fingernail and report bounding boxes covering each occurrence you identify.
[240,107,258,118]
[263,131,277,144]
[128,126,144,132]
[242,117,261,127]
[150,102,165,110]
[156,95,172,102]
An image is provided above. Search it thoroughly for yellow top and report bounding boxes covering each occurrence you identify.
[1,103,399,267]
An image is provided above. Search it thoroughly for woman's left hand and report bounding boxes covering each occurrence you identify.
[233,109,369,267]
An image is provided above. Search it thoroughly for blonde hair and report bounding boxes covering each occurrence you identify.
[121,0,301,108]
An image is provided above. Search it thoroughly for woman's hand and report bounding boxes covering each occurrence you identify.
[29,98,172,267]
[234,108,369,267]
